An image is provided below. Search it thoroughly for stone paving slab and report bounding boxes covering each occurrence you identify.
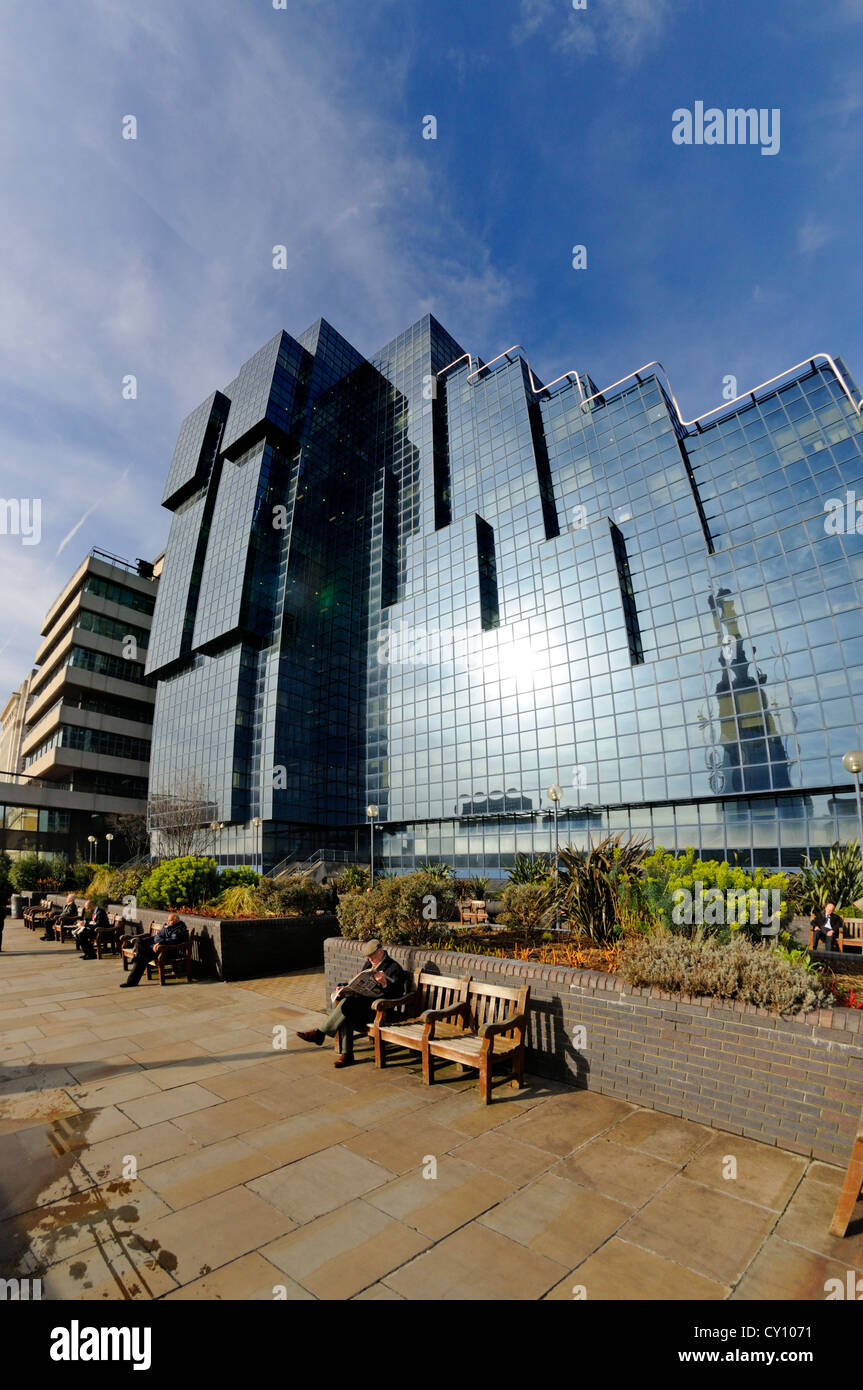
[1,918,861,1301]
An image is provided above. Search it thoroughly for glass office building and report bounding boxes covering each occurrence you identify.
[146,314,863,872]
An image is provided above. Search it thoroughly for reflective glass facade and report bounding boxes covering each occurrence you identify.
[147,317,863,871]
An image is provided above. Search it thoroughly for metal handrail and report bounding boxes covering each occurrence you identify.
[440,344,863,425]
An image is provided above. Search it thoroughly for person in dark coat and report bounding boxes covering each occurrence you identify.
[75,900,109,959]
[811,903,843,951]
[120,912,188,987]
[43,893,78,942]
[297,937,407,1068]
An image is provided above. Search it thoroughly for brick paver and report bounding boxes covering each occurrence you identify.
[1,918,860,1300]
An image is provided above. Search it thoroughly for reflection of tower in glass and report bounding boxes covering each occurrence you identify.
[706,589,793,794]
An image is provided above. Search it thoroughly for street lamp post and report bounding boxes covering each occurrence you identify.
[547,785,562,933]
[251,817,262,874]
[105,833,113,867]
[87,835,97,864]
[366,804,379,886]
[842,750,863,859]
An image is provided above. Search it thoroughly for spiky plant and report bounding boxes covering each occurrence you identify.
[557,834,652,942]
[799,842,863,912]
[216,884,260,917]
[415,859,455,882]
[507,852,553,886]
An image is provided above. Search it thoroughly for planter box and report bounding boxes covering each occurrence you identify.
[49,896,337,983]
[325,936,863,1166]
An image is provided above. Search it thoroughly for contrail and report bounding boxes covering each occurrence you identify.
[55,467,130,557]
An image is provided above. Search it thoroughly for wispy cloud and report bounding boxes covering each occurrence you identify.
[512,0,680,65]
[797,219,833,254]
[0,0,514,692]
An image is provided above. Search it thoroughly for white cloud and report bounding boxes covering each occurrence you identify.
[513,0,679,65]
[0,0,514,693]
[797,220,833,254]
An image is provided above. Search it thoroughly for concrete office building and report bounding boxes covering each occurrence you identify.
[0,549,162,865]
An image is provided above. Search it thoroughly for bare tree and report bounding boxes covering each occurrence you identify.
[147,774,220,860]
[105,813,149,860]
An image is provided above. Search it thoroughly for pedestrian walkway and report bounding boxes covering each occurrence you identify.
[0,919,860,1300]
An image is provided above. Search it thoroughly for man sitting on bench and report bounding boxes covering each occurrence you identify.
[811,903,843,952]
[120,911,188,987]
[44,893,79,942]
[296,937,407,1068]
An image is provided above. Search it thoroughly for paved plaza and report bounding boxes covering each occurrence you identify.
[0,918,861,1301]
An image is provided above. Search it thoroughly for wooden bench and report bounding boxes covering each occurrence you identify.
[457,899,488,926]
[53,913,81,944]
[830,1114,863,1237]
[809,916,863,953]
[424,980,530,1103]
[120,925,197,985]
[368,972,472,1069]
[151,929,197,985]
[95,914,124,959]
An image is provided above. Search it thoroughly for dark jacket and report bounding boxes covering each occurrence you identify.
[154,919,188,946]
[811,909,843,936]
[338,953,407,1026]
[374,952,407,999]
[58,901,79,924]
[87,906,110,931]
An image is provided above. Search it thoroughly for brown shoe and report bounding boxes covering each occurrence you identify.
[333,1054,354,1068]
[297,1029,324,1045]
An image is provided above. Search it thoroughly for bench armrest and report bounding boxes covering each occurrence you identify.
[371,990,417,1019]
[423,999,469,1039]
[422,1000,468,1024]
[480,1011,528,1047]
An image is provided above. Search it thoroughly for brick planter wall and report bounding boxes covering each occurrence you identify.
[49,896,337,983]
[325,936,863,1166]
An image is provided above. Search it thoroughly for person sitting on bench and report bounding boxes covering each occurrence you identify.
[44,893,78,942]
[296,937,407,1068]
[75,900,109,959]
[811,903,843,951]
[120,911,188,987]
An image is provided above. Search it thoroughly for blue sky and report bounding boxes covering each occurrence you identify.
[1,0,862,693]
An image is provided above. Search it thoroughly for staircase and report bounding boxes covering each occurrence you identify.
[266,848,355,880]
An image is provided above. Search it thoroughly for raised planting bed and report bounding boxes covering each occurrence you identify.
[325,936,863,1166]
[49,896,338,982]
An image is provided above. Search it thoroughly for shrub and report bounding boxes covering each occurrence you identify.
[218,866,260,889]
[415,859,455,882]
[105,866,148,902]
[640,847,790,941]
[336,871,457,946]
[332,864,370,895]
[139,856,220,909]
[799,842,863,913]
[507,852,553,885]
[9,854,55,892]
[620,931,833,1015]
[68,859,96,892]
[85,866,114,900]
[500,882,555,933]
[216,884,260,917]
[253,874,330,917]
[466,875,490,900]
[557,834,652,942]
